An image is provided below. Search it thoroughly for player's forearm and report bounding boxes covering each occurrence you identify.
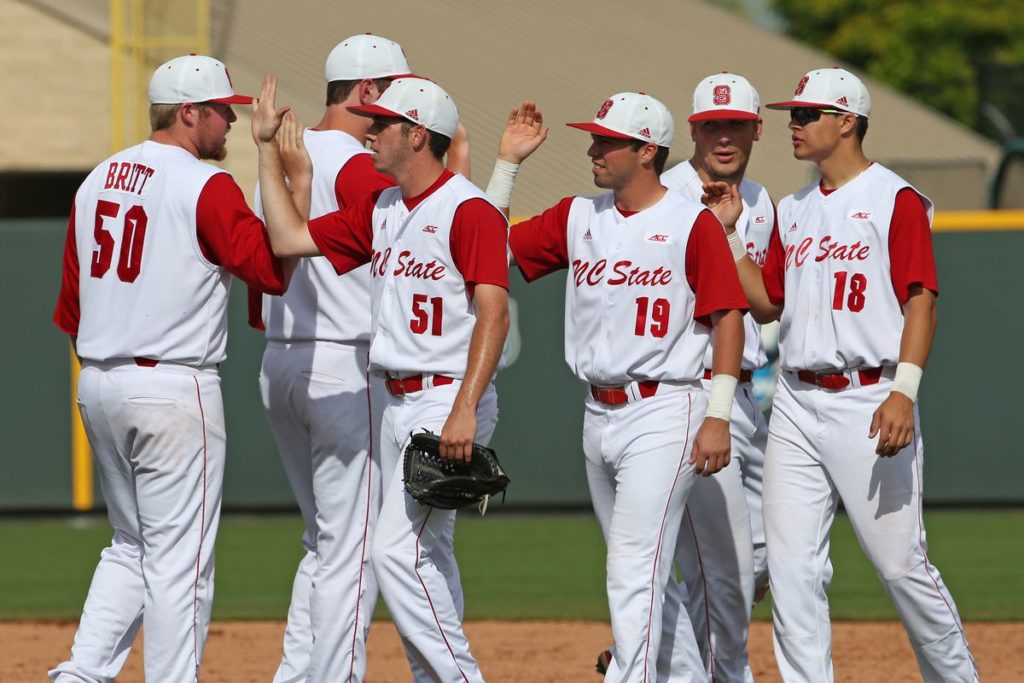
[735,254,781,324]
[710,308,744,378]
[453,286,510,415]
[257,141,316,257]
[899,287,936,368]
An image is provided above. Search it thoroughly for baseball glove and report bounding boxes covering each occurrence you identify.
[402,430,510,512]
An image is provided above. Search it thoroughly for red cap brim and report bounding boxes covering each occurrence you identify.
[348,103,404,119]
[565,122,634,139]
[765,100,833,110]
[688,109,759,122]
[210,94,253,104]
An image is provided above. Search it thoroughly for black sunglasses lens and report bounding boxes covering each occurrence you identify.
[791,108,822,125]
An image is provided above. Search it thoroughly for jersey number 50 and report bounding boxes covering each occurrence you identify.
[91,200,148,283]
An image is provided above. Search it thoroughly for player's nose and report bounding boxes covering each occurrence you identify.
[226,106,237,124]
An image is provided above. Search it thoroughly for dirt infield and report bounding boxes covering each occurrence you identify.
[7,620,1020,681]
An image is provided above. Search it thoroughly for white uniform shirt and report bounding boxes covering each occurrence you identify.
[72,142,232,365]
[769,164,934,371]
[510,191,749,386]
[661,160,774,371]
[256,129,373,343]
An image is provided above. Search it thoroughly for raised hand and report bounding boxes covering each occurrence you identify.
[277,111,311,183]
[252,73,292,145]
[498,101,549,164]
[702,181,743,231]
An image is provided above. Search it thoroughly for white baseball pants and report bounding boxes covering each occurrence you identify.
[260,340,386,683]
[371,380,498,683]
[662,379,767,683]
[584,381,708,683]
[49,360,224,683]
[764,372,978,683]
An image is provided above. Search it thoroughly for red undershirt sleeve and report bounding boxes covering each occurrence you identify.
[335,154,397,210]
[888,188,939,303]
[53,200,81,335]
[307,193,378,275]
[761,213,786,305]
[685,209,750,326]
[449,198,510,297]
[196,173,287,295]
[507,196,574,282]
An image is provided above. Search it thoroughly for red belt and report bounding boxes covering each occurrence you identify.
[590,381,659,406]
[795,367,884,390]
[703,369,753,382]
[385,373,455,396]
[134,357,158,367]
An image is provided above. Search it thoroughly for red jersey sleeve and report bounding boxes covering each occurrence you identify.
[507,196,574,282]
[196,173,287,295]
[335,154,396,210]
[53,200,80,335]
[761,215,786,305]
[889,188,939,303]
[307,193,378,275]
[685,209,750,326]
[449,198,510,296]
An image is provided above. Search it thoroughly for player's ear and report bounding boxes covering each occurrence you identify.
[179,102,199,127]
[690,122,698,143]
[753,117,763,142]
[358,79,377,105]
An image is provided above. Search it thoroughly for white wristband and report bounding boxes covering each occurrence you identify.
[891,362,923,403]
[485,159,519,208]
[705,373,738,421]
[726,230,747,261]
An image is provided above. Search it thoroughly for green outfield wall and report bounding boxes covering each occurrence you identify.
[3,218,1022,510]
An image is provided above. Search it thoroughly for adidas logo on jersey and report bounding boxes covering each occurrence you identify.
[583,228,593,241]
[647,233,669,243]
[788,222,798,232]
[422,225,438,234]
[380,219,388,231]
[849,211,872,220]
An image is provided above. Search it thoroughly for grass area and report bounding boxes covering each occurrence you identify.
[2,509,1021,621]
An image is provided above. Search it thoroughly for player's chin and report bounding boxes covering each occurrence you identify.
[200,144,228,162]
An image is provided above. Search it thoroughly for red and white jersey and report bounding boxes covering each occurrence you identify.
[54,141,286,366]
[510,191,749,385]
[661,160,774,370]
[307,171,509,378]
[762,163,937,371]
[256,129,391,343]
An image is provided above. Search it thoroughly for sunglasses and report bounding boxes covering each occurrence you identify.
[789,107,845,126]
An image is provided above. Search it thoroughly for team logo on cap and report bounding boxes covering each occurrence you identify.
[713,85,732,105]
[795,76,809,95]
[406,108,419,120]
[596,99,614,120]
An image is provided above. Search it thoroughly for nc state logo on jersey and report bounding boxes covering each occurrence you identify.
[784,235,871,270]
[713,84,731,105]
[571,258,673,287]
[596,99,614,120]
[794,76,809,95]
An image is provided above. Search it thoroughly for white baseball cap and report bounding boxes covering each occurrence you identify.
[325,34,412,82]
[566,92,674,147]
[689,72,760,122]
[148,54,251,105]
[348,77,459,138]
[766,67,872,118]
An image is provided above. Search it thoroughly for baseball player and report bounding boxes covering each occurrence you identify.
[254,75,509,683]
[488,94,748,683]
[49,55,289,682]
[250,35,471,683]
[657,72,774,683]
[704,67,978,682]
